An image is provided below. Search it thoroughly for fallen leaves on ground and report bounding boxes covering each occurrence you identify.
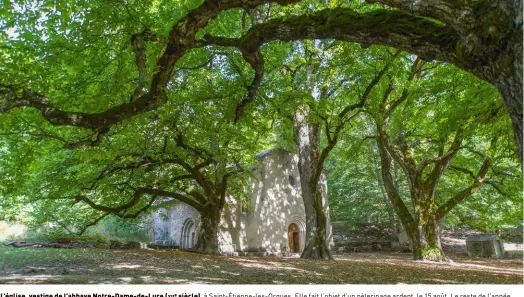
[0,246,521,284]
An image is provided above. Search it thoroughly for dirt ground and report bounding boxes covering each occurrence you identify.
[0,246,522,284]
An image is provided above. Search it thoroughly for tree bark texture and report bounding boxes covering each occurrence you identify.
[411,190,445,261]
[194,203,222,254]
[295,112,333,260]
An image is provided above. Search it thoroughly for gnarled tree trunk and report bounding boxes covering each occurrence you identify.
[403,220,444,262]
[412,193,445,261]
[492,51,523,165]
[299,176,332,259]
[194,203,222,254]
[295,114,332,260]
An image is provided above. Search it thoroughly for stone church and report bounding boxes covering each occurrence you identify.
[152,148,333,255]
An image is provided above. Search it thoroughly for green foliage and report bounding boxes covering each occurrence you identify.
[0,0,520,237]
[87,216,152,242]
[326,130,400,226]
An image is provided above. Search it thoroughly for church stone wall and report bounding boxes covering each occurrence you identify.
[243,149,306,252]
[152,202,200,247]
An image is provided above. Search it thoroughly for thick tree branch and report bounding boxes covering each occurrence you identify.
[92,153,214,201]
[376,126,417,232]
[76,194,158,235]
[117,194,158,219]
[173,132,212,160]
[139,188,204,211]
[449,165,476,180]
[182,188,208,205]
[234,50,265,122]
[422,128,463,189]
[0,83,155,131]
[198,37,266,123]
[366,0,469,30]
[74,188,147,214]
[203,8,459,66]
[172,134,215,195]
[74,187,203,215]
[76,213,110,235]
[378,128,416,184]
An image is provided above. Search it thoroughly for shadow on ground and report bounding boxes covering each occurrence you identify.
[0,247,522,284]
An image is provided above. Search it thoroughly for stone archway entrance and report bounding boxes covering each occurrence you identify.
[286,216,306,253]
[288,223,300,253]
[180,218,195,249]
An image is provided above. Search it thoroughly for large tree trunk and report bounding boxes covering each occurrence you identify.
[498,82,522,166]
[412,195,445,262]
[493,60,523,165]
[299,177,332,259]
[405,223,444,262]
[295,114,332,260]
[391,196,445,262]
[482,6,523,165]
[194,203,222,254]
[376,128,447,261]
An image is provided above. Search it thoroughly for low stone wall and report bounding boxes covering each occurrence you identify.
[332,223,523,255]
[331,222,398,253]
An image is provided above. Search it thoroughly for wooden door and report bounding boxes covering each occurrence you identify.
[288,223,299,253]
[292,232,299,252]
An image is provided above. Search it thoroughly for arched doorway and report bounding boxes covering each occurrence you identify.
[286,216,306,253]
[288,223,300,253]
[180,218,195,249]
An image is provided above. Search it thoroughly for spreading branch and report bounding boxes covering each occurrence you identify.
[74,186,203,215]
[0,0,299,142]
[436,157,490,220]
[202,8,459,66]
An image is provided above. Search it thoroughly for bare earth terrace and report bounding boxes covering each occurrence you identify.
[0,246,521,284]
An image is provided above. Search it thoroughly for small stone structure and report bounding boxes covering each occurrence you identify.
[466,235,505,258]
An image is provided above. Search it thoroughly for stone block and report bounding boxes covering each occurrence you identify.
[466,235,505,258]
